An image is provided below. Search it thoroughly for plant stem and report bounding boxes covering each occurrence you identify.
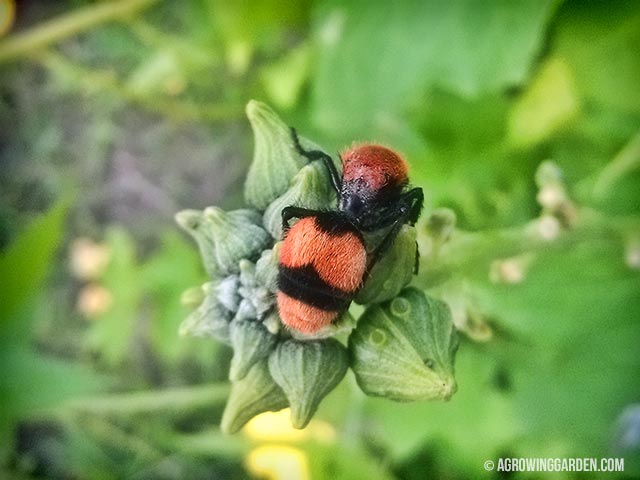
[166,429,250,458]
[417,209,638,288]
[591,129,640,201]
[0,0,160,64]
[63,383,230,418]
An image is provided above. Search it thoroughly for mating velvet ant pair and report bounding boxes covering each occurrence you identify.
[277,129,424,334]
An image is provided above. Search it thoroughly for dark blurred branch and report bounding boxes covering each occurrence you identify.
[0,0,160,64]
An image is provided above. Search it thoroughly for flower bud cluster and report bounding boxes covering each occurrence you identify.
[177,101,459,432]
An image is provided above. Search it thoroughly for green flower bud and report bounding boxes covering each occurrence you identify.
[268,338,349,429]
[356,225,417,304]
[229,320,278,381]
[176,207,270,278]
[262,310,282,335]
[179,282,232,344]
[180,286,205,309]
[175,209,220,278]
[203,207,271,275]
[244,100,307,210]
[255,246,280,293]
[215,275,240,312]
[237,258,277,320]
[220,360,288,434]
[263,162,336,239]
[349,287,458,402]
[535,160,564,188]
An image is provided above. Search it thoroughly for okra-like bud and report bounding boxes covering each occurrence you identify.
[229,320,278,381]
[349,287,458,401]
[244,100,307,210]
[268,338,349,429]
[175,209,221,278]
[176,207,270,277]
[263,162,335,239]
[356,225,417,304]
[220,360,288,434]
[179,282,232,344]
[202,207,271,275]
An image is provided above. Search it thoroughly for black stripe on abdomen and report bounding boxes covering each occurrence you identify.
[278,264,353,312]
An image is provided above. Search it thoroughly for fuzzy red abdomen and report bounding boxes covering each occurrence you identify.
[279,217,366,292]
[277,217,367,334]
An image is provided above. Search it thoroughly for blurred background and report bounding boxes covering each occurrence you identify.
[1,0,639,479]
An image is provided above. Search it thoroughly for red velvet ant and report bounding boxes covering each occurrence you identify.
[277,128,424,335]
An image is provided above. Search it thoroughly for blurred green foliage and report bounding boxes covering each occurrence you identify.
[1,0,639,479]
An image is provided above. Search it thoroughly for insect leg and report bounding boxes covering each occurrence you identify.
[367,188,424,271]
[281,206,322,233]
[290,127,342,194]
[400,188,424,225]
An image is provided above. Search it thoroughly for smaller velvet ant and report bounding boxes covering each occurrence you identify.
[277,128,424,334]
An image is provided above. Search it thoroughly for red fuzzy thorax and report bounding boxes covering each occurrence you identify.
[340,144,408,191]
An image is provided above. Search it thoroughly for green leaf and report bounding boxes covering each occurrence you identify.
[139,232,208,362]
[311,0,558,137]
[552,0,640,113]
[473,239,640,452]
[211,0,309,74]
[306,441,396,480]
[260,43,312,110]
[0,199,69,327]
[507,56,579,148]
[0,200,106,441]
[0,341,105,442]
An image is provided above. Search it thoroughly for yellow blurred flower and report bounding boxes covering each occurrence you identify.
[245,445,309,480]
[76,284,112,318]
[243,409,336,443]
[243,410,337,480]
[69,238,111,281]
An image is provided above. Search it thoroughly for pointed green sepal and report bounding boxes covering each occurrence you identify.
[254,246,280,293]
[244,100,308,210]
[176,207,269,277]
[263,162,335,239]
[349,287,458,402]
[229,320,278,381]
[179,282,232,344]
[175,209,221,278]
[203,207,271,275]
[220,360,288,434]
[268,338,349,429]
